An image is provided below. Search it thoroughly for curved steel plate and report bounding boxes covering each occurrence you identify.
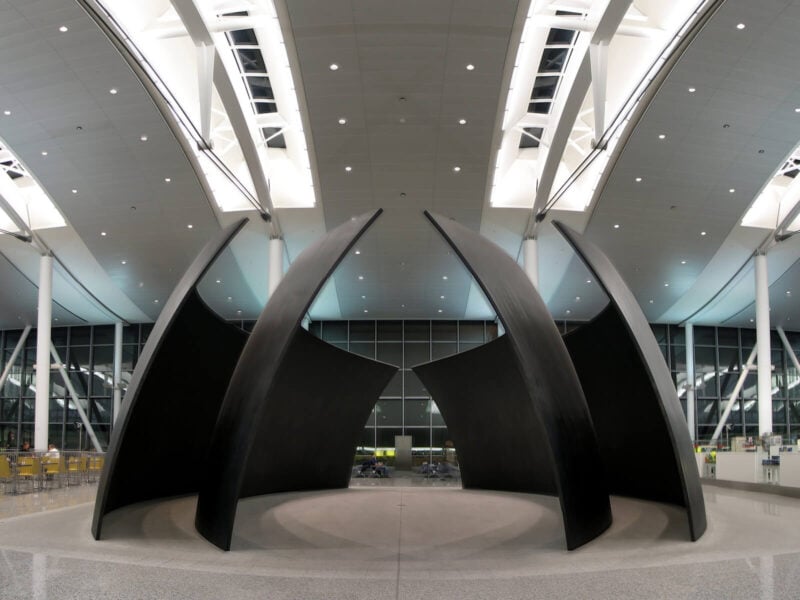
[414,335,558,495]
[423,211,611,550]
[196,210,384,550]
[554,220,706,541]
[92,219,248,540]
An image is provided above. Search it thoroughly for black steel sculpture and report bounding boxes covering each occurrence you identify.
[92,219,249,540]
[416,211,612,551]
[414,336,558,495]
[554,221,707,541]
[239,327,396,498]
[195,209,392,551]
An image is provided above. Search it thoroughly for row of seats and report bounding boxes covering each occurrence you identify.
[0,452,104,494]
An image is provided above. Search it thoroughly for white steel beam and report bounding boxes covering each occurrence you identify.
[197,43,215,148]
[711,345,758,443]
[49,345,102,452]
[589,41,608,146]
[755,253,773,434]
[34,254,52,451]
[529,0,632,235]
[0,325,31,391]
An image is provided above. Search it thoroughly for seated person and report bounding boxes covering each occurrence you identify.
[374,460,388,478]
[20,441,32,453]
[45,443,60,459]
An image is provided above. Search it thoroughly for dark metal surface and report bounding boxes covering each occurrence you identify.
[195,209,384,551]
[240,328,396,497]
[554,220,707,541]
[414,336,558,495]
[423,211,611,550]
[92,219,248,540]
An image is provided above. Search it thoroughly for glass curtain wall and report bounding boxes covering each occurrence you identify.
[652,324,800,443]
[5,320,800,451]
[0,324,152,451]
[309,320,498,459]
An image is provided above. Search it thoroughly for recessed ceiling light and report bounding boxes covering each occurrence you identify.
[700,231,707,236]
[237,310,242,315]
[109,88,118,95]
[187,224,193,229]
[71,189,77,194]
[154,299,159,304]
[2,110,10,116]
[786,290,792,296]
[729,188,735,193]
[361,295,366,299]
[164,177,171,183]
[681,260,687,265]
[140,134,148,141]
[649,300,654,304]
[586,279,591,284]
[736,23,745,30]
[41,151,48,156]
[575,296,581,301]
[453,166,461,172]
[664,283,669,287]
[613,224,620,229]
[355,249,361,255]
[795,108,800,113]
[358,275,364,280]
[338,117,347,125]
[635,177,642,182]
[438,309,443,313]
[442,275,448,280]
[565,309,572,315]
[329,63,339,71]
[466,64,475,71]
[458,118,467,125]
[100,231,107,236]
[345,166,352,172]
[59,26,69,32]
[688,87,696,93]
[121,260,127,265]
[364,309,369,313]
[227,296,232,301]
[658,134,666,140]
[750,318,754,323]
[440,295,445,299]
[216,279,221,284]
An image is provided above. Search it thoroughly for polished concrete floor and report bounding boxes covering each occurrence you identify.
[1,477,799,599]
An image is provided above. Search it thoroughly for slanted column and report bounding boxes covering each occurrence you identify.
[34,253,53,451]
[113,321,123,425]
[755,252,773,435]
[685,323,696,442]
[522,237,539,290]
[268,237,284,300]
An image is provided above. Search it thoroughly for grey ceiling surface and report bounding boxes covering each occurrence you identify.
[572,0,800,327]
[1,0,800,333]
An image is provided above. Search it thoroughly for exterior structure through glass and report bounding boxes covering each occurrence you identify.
[3,321,800,452]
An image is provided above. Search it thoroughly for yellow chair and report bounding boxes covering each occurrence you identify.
[67,455,88,485]
[42,456,65,489]
[16,456,41,492]
[87,454,104,482]
[0,457,13,494]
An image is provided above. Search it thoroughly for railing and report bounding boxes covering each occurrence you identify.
[0,451,105,495]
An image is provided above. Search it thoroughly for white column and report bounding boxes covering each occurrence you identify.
[755,252,773,435]
[268,237,284,299]
[34,254,53,451]
[522,237,539,290]
[684,323,696,442]
[113,321,123,425]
